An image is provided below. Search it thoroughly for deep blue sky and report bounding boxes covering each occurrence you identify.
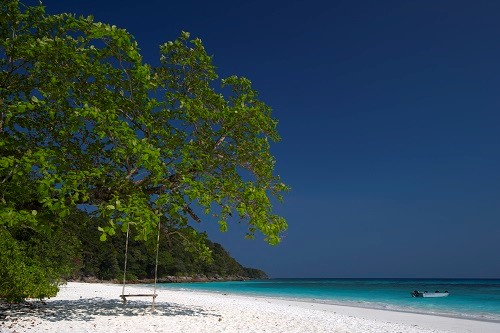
[36,0,500,278]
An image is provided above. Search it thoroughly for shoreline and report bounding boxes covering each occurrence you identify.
[157,287,500,329]
[273,294,500,324]
[152,281,500,323]
[269,295,500,324]
[2,282,499,333]
[199,290,500,324]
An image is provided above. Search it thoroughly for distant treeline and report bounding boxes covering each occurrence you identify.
[75,216,268,282]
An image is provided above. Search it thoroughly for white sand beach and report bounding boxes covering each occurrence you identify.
[1,282,499,333]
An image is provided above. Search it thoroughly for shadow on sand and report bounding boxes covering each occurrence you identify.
[1,297,219,323]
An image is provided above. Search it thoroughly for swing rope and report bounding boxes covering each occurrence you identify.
[121,221,131,298]
[152,219,161,311]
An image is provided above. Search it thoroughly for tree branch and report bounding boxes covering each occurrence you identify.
[183,204,201,223]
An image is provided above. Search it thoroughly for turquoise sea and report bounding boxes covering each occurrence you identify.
[158,278,500,322]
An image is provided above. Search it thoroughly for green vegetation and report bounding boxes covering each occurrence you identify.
[0,177,82,302]
[0,0,284,301]
[76,215,267,281]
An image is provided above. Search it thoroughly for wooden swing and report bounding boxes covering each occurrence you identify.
[120,220,161,311]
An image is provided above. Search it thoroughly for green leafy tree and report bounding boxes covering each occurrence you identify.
[0,224,80,302]
[0,0,288,300]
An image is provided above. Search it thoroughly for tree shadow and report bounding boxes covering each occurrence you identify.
[1,297,219,323]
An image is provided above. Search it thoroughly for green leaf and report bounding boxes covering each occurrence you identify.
[218,220,228,232]
[17,104,26,113]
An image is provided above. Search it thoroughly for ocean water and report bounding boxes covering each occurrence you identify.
[157,278,500,322]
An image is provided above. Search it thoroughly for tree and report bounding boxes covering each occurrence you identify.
[0,0,288,300]
[0,176,82,302]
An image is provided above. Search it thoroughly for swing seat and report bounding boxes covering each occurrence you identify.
[120,294,158,304]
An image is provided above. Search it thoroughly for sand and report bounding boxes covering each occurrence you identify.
[1,282,499,333]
